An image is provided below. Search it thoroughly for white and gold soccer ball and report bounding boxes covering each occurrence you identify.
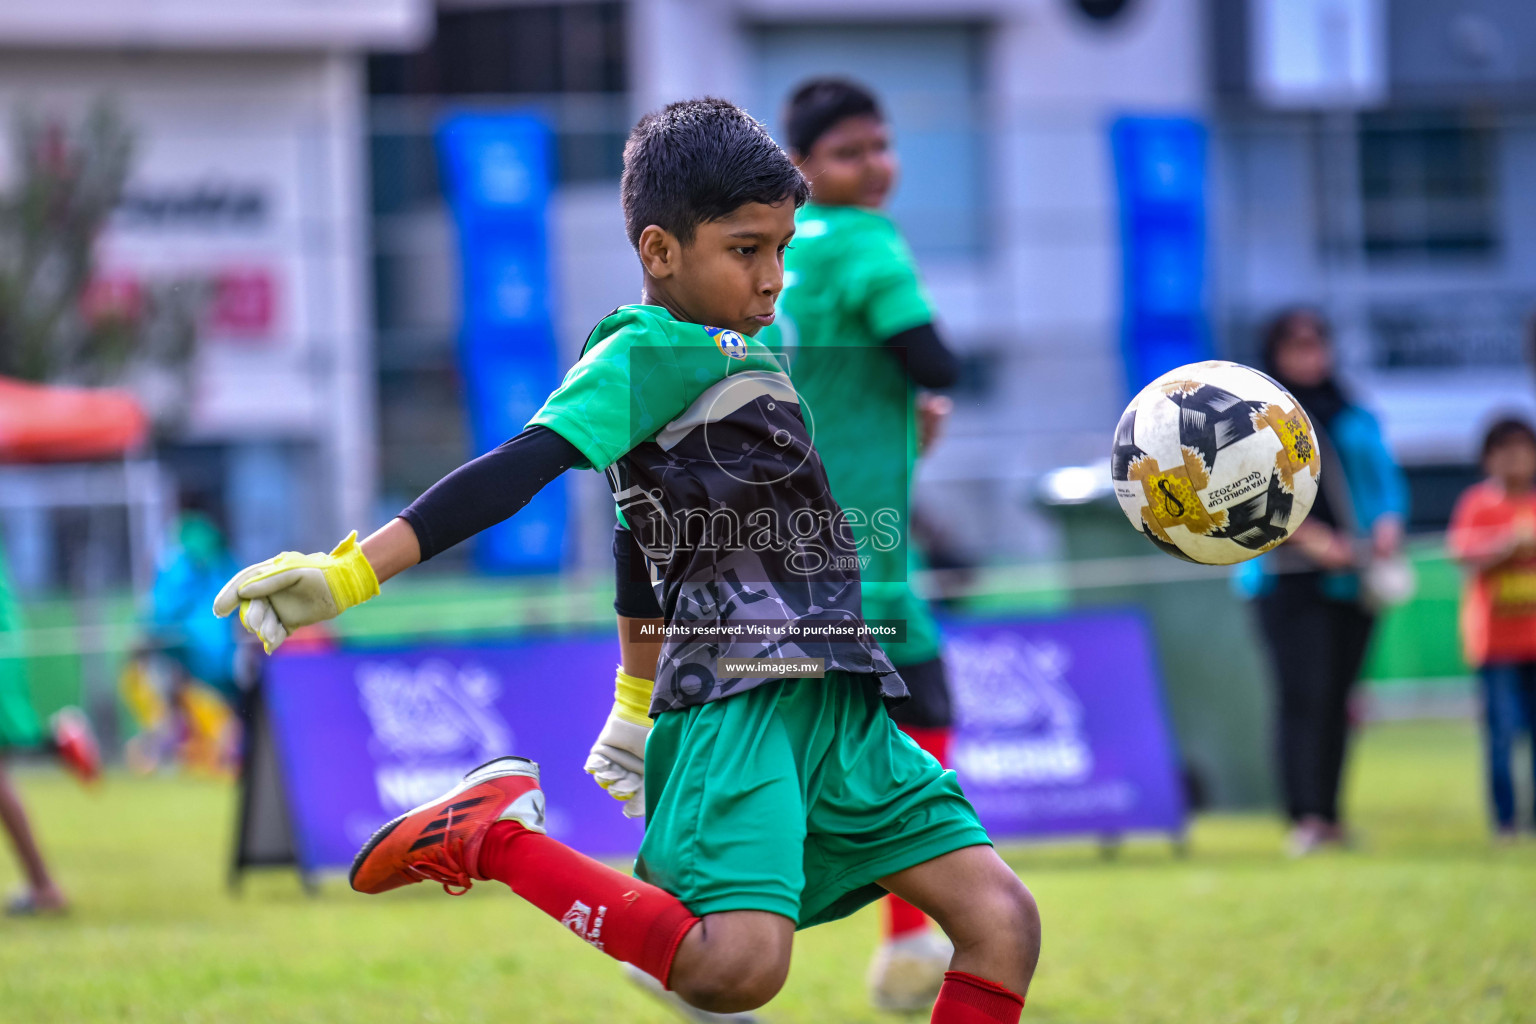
[1110,360,1321,565]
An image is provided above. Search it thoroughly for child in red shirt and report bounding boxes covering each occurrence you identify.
[1448,417,1536,837]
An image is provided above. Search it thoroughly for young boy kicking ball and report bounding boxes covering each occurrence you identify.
[214,98,1038,1022]
[782,76,966,1011]
[595,79,969,1016]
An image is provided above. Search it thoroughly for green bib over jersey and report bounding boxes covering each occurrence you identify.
[530,303,901,713]
[773,204,941,663]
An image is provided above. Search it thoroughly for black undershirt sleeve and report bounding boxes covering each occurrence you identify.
[400,425,582,561]
[613,522,665,619]
[883,322,959,390]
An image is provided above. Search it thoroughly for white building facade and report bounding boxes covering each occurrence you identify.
[0,0,429,577]
[20,0,1513,577]
[616,0,1209,561]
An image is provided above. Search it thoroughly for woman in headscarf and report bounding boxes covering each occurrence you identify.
[1237,308,1410,855]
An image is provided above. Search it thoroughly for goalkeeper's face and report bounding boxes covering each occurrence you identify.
[638,199,797,337]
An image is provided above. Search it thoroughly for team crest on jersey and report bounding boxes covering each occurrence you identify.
[705,326,748,359]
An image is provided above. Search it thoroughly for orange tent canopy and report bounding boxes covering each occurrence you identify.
[0,376,149,463]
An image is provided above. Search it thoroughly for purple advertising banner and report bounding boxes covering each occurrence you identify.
[265,635,643,870]
[944,611,1186,839]
[265,611,1183,871]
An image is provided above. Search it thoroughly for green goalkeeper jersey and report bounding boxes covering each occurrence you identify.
[773,204,936,595]
[529,303,900,714]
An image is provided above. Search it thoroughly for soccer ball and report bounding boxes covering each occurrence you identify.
[1110,360,1321,565]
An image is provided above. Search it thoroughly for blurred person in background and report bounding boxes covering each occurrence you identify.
[778,76,961,1013]
[1237,308,1409,856]
[1448,418,1536,841]
[122,503,242,775]
[0,539,100,914]
[142,503,240,701]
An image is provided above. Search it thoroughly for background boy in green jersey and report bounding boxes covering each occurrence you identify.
[784,76,964,1011]
[215,98,1038,1024]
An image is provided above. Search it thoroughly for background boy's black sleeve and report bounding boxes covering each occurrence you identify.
[883,322,959,389]
[399,425,582,561]
[613,522,665,619]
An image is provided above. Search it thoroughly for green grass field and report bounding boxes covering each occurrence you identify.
[2,719,1532,1023]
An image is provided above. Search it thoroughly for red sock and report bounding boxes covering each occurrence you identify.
[931,971,1024,1024]
[478,821,699,987]
[900,724,952,767]
[883,893,931,940]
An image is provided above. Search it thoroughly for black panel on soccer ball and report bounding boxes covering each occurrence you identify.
[1213,473,1294,550]
[1140,523,1199,562]
[1163,385,1266,473]
[1110,404,1146,482]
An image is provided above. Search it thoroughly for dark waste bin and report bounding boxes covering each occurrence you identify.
[1036,462,1275,811]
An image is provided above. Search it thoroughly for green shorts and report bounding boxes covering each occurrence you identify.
[635,672,989,929]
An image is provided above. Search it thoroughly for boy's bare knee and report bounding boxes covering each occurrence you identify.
[668,911,792,1013]
[1004,880,1042,966]
[944,871,1041,984]
[672,940,788,1013]
[673,959,787,1014]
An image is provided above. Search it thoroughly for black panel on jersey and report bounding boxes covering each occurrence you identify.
[613,522,665,619]
[884,656,954,729]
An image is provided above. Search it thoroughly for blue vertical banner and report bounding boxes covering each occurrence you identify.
[1112,117,1212,396]
[437,114,566,573]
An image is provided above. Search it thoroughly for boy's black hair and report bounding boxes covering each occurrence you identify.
[621,97,810,249]
[784,77,882,157]
[1482,416,1536,463]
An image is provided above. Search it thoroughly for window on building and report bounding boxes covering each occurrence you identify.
[369,2,628,190]
[366,2,628,525]
[369,3,626,97]
[1356,112,1499,260]
[750,23,988,260]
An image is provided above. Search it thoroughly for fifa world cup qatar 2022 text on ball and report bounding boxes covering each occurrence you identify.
[1110,360,1321,566]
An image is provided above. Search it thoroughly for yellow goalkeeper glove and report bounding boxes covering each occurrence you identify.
[584,666,655,819]
[211,531,380,654]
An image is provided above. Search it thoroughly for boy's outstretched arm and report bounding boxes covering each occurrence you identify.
[213,425,581,652]
[362,518,424,582]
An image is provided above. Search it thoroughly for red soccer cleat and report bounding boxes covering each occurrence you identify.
[349,756,545,895]
[50,707,100,785]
